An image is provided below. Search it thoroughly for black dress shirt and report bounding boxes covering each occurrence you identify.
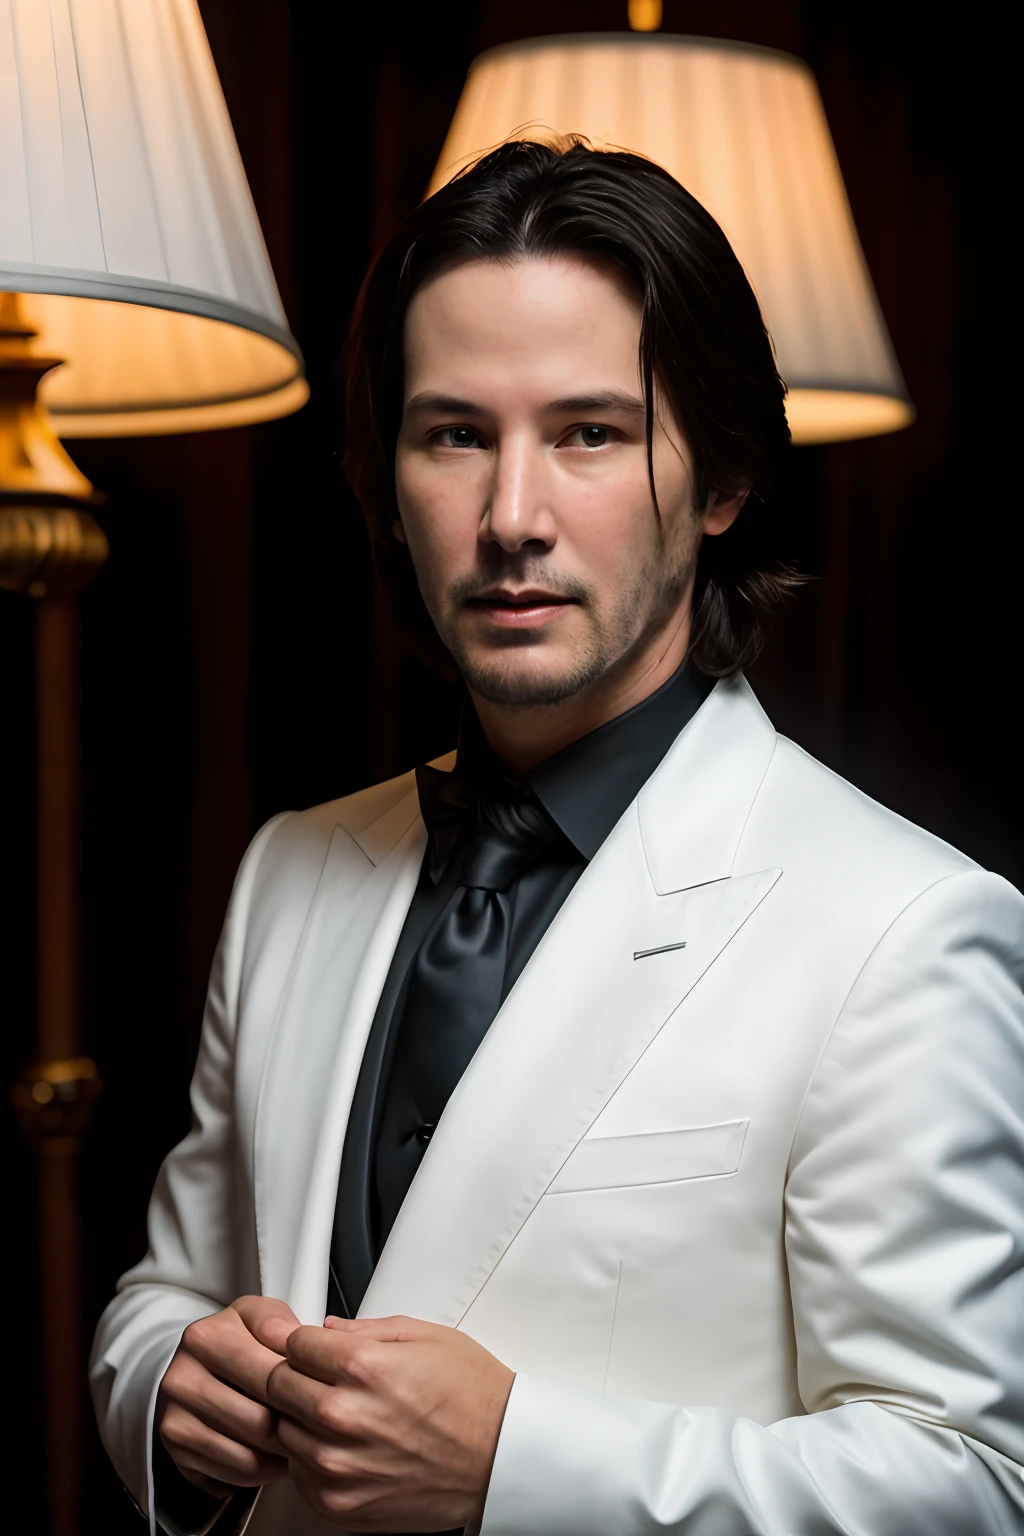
[328,657,711,1320]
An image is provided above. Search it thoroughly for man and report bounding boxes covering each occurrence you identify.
[91,142,1024,1535]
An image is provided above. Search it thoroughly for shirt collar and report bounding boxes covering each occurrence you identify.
[457,658,712,861]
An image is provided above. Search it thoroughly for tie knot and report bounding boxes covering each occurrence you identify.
[460,784,556,891]
[416,763,557,892]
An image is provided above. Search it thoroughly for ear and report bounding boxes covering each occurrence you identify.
[392,517,407,545]
[702,487,749,537]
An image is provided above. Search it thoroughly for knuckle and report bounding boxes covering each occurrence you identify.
[157,1403,186,1445]
[311,1439,345,1476]
[180,1317,205,1350]
[233,1445,262,1477]
[343,1343,375,1388]
[166,1348,210,1399]
[385,1314,417,1341]
[325,1487,362,1519]
[251,1404,277,1440]
[229,1295,264,1325]
[160,1354,186,1394]
[161,1408,204,1453]
[182,1310,223,1353]
[314,1394,348,1436]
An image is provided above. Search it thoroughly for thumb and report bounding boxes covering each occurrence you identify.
[233,1294,301,1354]
[325,1313,447,1345]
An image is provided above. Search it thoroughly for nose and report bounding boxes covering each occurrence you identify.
[481,436,557,554]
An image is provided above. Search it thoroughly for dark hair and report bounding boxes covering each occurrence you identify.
[344,138,800,677]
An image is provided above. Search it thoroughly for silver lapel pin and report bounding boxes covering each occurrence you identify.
[633,941,688,961]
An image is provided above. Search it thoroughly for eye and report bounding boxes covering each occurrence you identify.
[564,425,611,449]
[432,426,482,449]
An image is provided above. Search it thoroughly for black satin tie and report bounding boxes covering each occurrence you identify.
[373,761,559,1246]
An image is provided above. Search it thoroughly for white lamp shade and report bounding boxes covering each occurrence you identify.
[429,35,913,445]
[0,0,307,435]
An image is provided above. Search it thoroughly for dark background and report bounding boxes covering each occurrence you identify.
[1,1,1015,1528]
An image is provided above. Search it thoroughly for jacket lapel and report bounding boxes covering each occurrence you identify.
[253,787,425,1320]
[361,677,781,1327]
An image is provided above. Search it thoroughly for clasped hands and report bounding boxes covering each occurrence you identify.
[157,1295,515,1532]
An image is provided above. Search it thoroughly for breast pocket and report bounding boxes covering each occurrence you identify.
[547,1119,749,1194]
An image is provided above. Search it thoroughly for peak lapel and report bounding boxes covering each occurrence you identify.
[639,674,777,893]
[360,676,781,1328]
[253,789,424,1319]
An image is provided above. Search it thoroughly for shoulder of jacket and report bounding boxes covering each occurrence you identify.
[314,768,422,839]
[243,758,456,894]
[752,733,981,886]
[263,769,414,852]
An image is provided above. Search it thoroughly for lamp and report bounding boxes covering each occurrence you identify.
[0,3,306,1530]
[428,34,913,445]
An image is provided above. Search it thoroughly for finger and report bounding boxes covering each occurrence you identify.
[284,1325,351,1386]
[254,1313,301,1357]
[284,1323,393,1389]
[286,1451,374,1533]
[175,1444,289,1490]
[160,1405,289,1488]
[184,1307,287,1406]
[265,1360,356,1437]
[175,1468,235,1500]
[161,1351,283,1455]
[234,1295,301,1355]
[276,1411,359,1473]
[323,1313,443,1345]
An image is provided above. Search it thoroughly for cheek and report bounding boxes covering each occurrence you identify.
[555,468,660,577]
[650,434,695,521]
[395,456,482,585]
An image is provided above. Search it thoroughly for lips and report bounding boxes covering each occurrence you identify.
[466,588,577,629]
[471,588,572,608]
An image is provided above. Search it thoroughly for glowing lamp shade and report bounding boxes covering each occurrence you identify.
[0,0,307,435]
[429,35,913,445]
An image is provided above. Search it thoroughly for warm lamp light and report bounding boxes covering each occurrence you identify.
[0,0,307,437]
[628,0,663,31]
[0,7,306,1531]
[429,34,913,445]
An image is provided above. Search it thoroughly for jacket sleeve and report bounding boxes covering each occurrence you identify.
[89,812,293,1535]
[480,868,1024,1536]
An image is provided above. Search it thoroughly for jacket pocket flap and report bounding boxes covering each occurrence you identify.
[548,1118,749,1194]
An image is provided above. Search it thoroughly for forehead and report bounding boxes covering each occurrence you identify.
[402,255,643,397]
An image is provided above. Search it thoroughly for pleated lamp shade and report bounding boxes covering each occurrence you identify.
[0,0,307,436]
[428,35,913,445]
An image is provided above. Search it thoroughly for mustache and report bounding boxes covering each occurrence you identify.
[448,562,592,606]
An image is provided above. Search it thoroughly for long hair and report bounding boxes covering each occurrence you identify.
[344,138,800,677]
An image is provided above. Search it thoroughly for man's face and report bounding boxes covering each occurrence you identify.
[395,255,723,710]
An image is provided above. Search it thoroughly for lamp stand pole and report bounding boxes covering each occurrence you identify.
[1,293,107,1536]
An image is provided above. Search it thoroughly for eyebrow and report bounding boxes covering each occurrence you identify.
[405,392,480,414]
[546,391,646,415]
[404,389,646,415]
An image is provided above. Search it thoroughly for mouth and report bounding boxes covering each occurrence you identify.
[464,587,578,629]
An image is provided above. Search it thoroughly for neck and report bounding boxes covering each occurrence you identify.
[470,607,692,775]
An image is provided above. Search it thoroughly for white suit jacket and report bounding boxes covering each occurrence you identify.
[91,676,1024,1535]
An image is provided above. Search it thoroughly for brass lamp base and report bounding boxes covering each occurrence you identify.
[0,504,109,597]
[0,291,108,597]
[2,291,107,1536]
[11,1056,103,1147]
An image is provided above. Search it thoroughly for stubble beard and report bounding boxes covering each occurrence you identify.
[435,540,693,711]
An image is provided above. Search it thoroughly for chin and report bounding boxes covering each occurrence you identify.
[456,645,607,709]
